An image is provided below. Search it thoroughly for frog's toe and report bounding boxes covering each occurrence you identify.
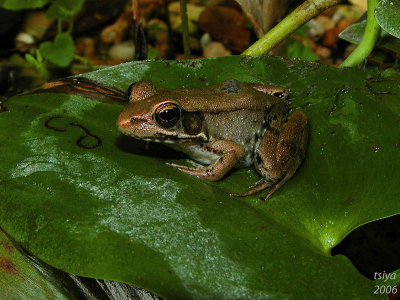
[230,181,271,198]
[166,162,191,170]
[247,178,267,189]
[166,162,207,178]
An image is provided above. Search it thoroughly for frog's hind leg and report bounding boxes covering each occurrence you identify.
[232,111,309,200]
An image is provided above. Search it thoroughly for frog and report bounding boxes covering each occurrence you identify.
[117,79,309,200]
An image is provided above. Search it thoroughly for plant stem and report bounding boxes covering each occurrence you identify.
[57,19,62,34]
[67,18,74,34]
[73,54,93,70]
[163,0,175,59]
[242,0,342,56]
[180,0,191,59]
[339,0,380,67]
[71,63,105,71]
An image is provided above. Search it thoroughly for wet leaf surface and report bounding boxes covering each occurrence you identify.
[375,0,400,39]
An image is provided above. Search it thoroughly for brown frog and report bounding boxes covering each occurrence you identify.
[117,79,309,200]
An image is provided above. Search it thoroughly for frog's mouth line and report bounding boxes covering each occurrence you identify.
[140,136,205,144]
[117,125,208,143]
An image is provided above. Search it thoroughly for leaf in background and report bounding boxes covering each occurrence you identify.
[0,230,68,299]
[339,14,400,58]
[234,0,288,37]
[1,56,399,299]
[168,2,205,34]
[339,19,366,44]
[147,47,162,60]
[39,32,74,67]
[198,6,250,52]
[46,0,85,21]
[278,25,319,61]
[378,33,400,54]
[285,39,319,60]
[25,50,49,79]
[349,0,368,10]
[1,0,50,10]
[375,0,400,39]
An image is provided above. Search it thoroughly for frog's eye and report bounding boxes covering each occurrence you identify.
[154,102,181,128]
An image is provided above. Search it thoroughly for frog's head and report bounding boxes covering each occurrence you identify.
[117,81,208,143]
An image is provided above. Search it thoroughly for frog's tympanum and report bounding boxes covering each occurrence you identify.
[117,79,309,200]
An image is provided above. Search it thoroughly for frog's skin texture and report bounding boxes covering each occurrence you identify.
[117,79,309,200]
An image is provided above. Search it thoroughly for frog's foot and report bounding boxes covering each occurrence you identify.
[231,172,297,201]
[166,140,245,181]
[230,180,271,198]
[247,178,267,189]
[233,111,309,201]
[166,162,222,181]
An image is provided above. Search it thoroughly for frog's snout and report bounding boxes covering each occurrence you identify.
[117,110,156,138]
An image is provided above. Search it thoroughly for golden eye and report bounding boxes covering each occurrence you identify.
[154,102,181,128]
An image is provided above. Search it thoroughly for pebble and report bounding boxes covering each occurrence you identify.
[108,41,135,61]
[202,41,231,57]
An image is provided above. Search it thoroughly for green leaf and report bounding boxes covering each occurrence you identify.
[46,0,85,21]
[378,32,400,54]
[39,33,74,67]
[147,47,162,60]
[1,56,398,299]
[375,0,400,39]
[339,16,400,56]
[25,51,49,79]
[1,0,50,10]
[278,25,319,61]
[284,39,319,61]
[24,53,38,67]
[0,230,68,299]
[339,19,367,44]
[340,15,400,52]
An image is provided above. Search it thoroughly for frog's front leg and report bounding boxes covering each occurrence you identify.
[233,111,309,200]
[166,140,245,181]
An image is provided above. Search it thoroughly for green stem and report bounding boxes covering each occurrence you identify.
[67,17,74,34]
[70,63,105,71]
[179,0,191,59]
[73,54,93,70]
[339,0,380,67]
[57,19,62,34]
[242,0,342,56]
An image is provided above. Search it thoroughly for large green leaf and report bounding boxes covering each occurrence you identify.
[1,56,399,299]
